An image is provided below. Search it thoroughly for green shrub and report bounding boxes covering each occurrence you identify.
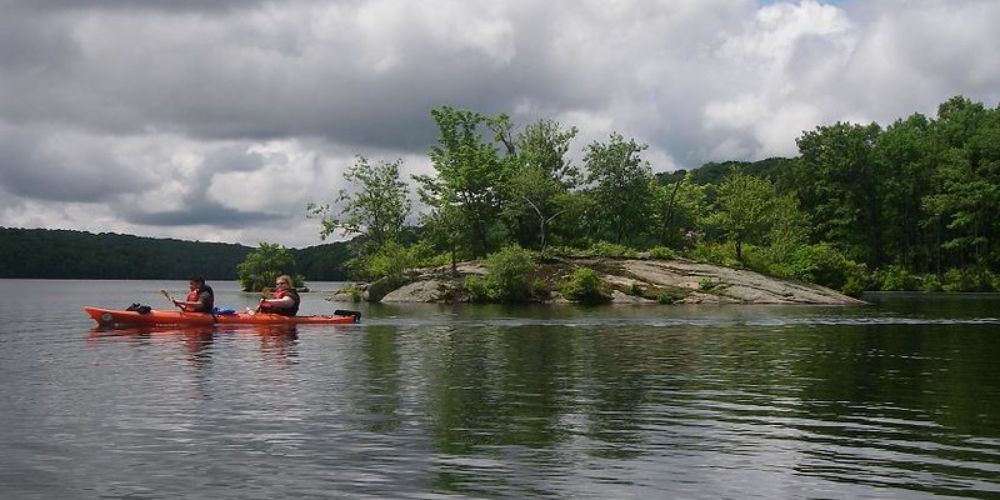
[873,265,918,291]
[647,246,678,260]
[464,276,490,303]
[237,242,298,292]
[941,268,997,292]
[920,274,943,292]
[338,285,363,302]
[477,245,536,303]
[358,240,444,280]
[698,277,717,291]
[561,267,611,304]
[690,241,742,268]
[585,241,638,258]
[657,293,675,304]
[629,282,644,296]
[841,274,866,297]
[783,244,867,295]
[545,245,587,258]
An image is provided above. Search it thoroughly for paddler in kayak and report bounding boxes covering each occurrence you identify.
[173,276,215,313]
[258,274,300,316]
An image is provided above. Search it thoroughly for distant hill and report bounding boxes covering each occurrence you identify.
[0,227,351,280]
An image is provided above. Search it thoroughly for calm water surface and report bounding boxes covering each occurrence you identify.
[1,280,998,499]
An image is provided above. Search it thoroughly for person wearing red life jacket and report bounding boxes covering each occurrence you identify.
[173,276,215,313]
[258,274,300,316]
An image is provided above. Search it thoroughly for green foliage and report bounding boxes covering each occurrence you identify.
[414,106,513,258]
[583,133,653,245]
[0,228,355,281]
[920,274,943,292]
[504,120,580,250]
[237,242,298,292]
[560,267,611,304]
[308,156,411,254]
[690,241,743,269]
[347,286,363,302]
[782,244,867,295]
[466,245,537,303]
[706,169,777,261]
[698,278,717,291]
[532,279,552,300]
[544,245,586,258]
[292,241,352,280]
[941,268,998,292]
[585,241,638,258]
[647,246,678,260]
[357,241,437,281]
[923,97,1000,271]
[794,121,883,264]
[651,172,707,247]
[656,292,676,304]
[0,227,251,280]
[464,276,490,303]
[872,265,919,291]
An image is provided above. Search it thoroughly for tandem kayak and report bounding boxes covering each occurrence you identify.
[84,306,361,327]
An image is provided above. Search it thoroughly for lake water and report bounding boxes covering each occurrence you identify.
[1,280,998,499]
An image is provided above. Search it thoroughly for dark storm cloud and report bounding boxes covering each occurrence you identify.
[124,202,283,227]
[0,0,607,154]
[0,127,154,202]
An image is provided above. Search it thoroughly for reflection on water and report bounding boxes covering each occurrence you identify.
[0,280,999,498]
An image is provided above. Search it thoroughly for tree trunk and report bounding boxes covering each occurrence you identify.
[661,180,682,245]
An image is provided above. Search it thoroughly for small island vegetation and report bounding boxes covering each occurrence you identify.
[313,96,1000,303]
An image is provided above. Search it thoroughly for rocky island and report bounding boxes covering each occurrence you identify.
[330,256,864,306]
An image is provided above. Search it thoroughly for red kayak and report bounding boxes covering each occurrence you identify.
[84,306,360,327]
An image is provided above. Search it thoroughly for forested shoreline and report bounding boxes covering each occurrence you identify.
[0,227,351,281]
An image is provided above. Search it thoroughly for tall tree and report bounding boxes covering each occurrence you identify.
[874,113,936,271]
[308,156,411,255]
[504,120,579,250]
[583,133,653,245]
[707,170,776,261]
[414,106,512,257]
[795,121,883,266]
[651,172,706,247]
[924,97,1000,271]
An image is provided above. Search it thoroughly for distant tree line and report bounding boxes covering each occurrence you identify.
[0,228,352,281]
[314,96,1000,294]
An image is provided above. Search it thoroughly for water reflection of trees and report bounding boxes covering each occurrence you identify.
[356,326,403,433]
[783,325,1000,496]
[422,326,709,460]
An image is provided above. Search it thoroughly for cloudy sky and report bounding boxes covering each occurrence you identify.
[1,0,998,248]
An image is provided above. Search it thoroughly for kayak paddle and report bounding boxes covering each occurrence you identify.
[161,289,184,310]
[255,286,272,312]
